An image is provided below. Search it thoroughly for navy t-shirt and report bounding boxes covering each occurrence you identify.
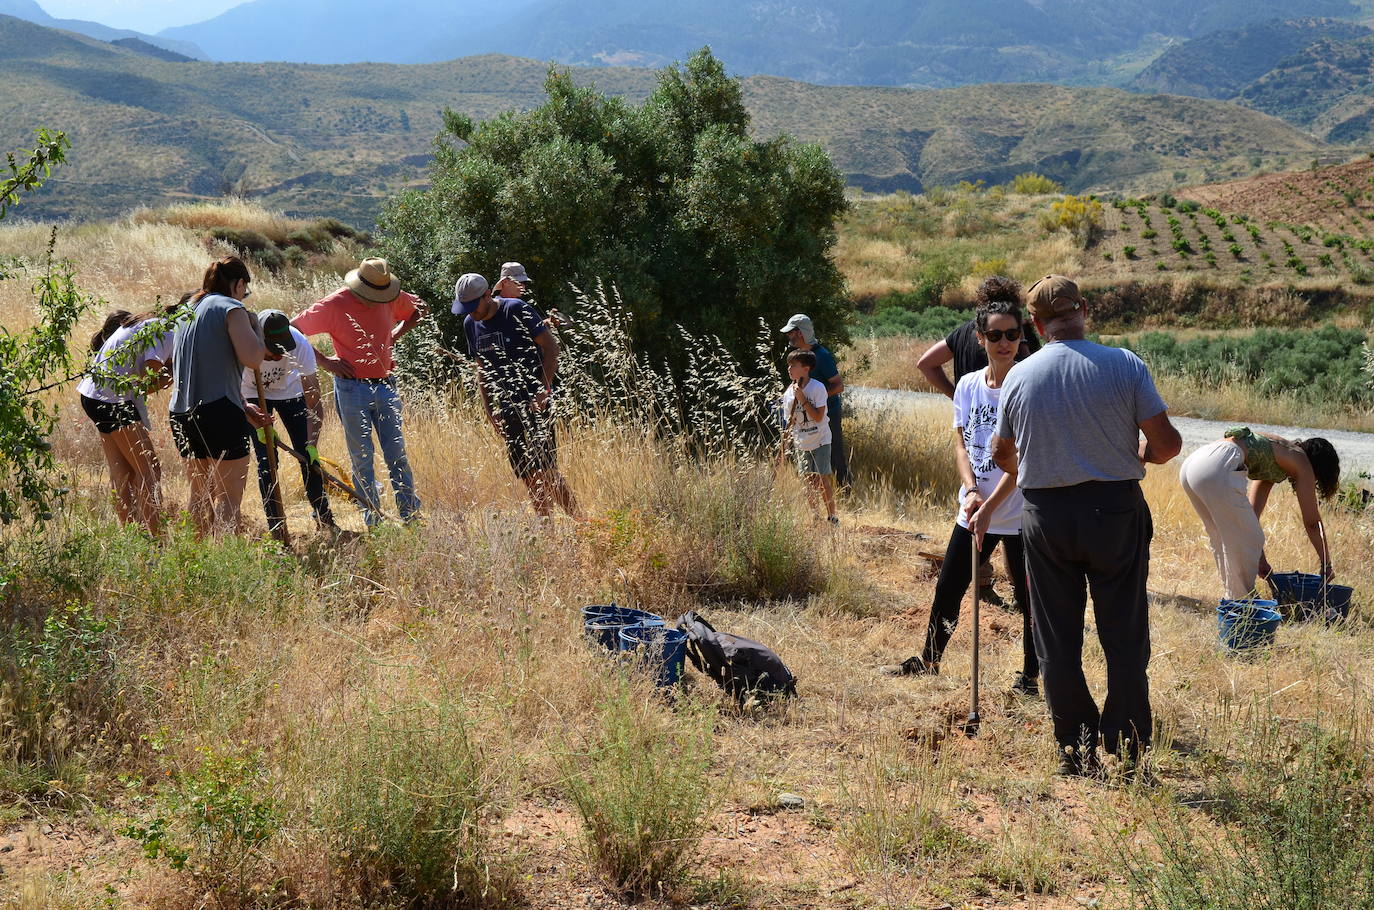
[808,342,843,419]
[464,298,547,416]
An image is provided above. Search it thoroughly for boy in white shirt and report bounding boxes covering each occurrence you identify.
[241,309,335,533]
[779,349,838,525]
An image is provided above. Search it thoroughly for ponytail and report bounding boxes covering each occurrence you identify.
[90,310,135,352]
[194,256,252,303]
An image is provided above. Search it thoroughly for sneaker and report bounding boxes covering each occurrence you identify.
[1056,747,1101,779]
[1010,672,1039,697]
[879,656,938,677]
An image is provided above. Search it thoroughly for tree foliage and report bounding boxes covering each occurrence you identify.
[0,130,92,525]
[378,49,850,374]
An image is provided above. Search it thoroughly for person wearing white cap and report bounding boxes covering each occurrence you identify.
[292,258,426,526]
[454,273,580,518]
[494,261,567,329]
[780,314,848,487]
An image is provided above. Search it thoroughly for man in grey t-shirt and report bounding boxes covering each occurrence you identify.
[988,275,1181,777]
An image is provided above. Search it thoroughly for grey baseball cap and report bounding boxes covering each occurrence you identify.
[779,313,816,345]
[452,273,489,316]
[499,262,532,284]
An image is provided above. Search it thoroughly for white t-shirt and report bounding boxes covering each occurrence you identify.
[77,320,175,418]
[781,378,832,452]
[239,327,317,401]
[953,367,1024,535]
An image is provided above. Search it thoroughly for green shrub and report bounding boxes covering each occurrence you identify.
[308,697,516,907]
[312,217,360,240]
[124,748,281,900]
[1229,243,1243,258]
[1008,172,1061,195]
[1111,326,1374,410]
[562,681,715,896]
[284,226,332,252]
[1117,725,1374,910]
[0,601,125,793]
[207,226,272,252]
[1123,245,1137,259]
[855,304,968,338]
[1141,228,1158,239]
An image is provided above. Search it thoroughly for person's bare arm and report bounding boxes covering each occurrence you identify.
[533,331,559,411]
[991,433,1018,475]
[1137,411,1182,465]
[228,308,266,370]
[970,469,1018,545]
[1290,466,1332,578]
[392,300,427,343]
[301,373,324,446]
[825,370,845,398]
[917,340,956,399]
[953,428,980,513]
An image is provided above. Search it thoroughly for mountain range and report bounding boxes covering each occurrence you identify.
[156,0,1363,88]
[1131,17,1374,143]
[0,0,202,58]
[0,14,1328,226]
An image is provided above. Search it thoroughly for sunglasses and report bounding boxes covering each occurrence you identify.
[981,328,1021,343]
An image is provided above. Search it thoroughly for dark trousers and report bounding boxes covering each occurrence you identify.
[1022,481,1153,758]
[922,523,1036,676]
[828,405,849,488]
[249,396,333,530]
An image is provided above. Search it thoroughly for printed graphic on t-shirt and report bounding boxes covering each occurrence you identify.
[962,401,999,485]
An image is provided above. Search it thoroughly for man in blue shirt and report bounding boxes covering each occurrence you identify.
[781,314,848,488]
[454,273,580,518]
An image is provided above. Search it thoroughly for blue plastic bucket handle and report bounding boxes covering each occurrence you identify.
[618,623,687,687]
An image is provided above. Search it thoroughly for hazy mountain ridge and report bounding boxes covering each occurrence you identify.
[0,0,204,58]
[161,0,1361,87]
[1129,18,1374,144]
[0,14,1326,225]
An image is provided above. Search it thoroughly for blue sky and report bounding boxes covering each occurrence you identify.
[39,0,244,32]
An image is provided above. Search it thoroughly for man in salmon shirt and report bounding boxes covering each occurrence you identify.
[292,258,427,526]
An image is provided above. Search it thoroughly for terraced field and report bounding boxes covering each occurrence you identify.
[1083,194,1374,285]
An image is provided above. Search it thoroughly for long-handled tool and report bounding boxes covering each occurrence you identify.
[964,531,982,737]
[253,369,290,547]
[270,437,378,516]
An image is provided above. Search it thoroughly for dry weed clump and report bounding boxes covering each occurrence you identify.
[130,200,304,249]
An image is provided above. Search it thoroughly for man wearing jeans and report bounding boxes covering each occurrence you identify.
[991,275,1181,777]
[293,258,426,526]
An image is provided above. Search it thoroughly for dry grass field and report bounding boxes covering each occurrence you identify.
[2,208,1373,909]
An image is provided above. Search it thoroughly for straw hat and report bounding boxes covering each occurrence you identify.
[345,258,401,304]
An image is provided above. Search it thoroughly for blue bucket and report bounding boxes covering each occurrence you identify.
[1320,585,1355,624]
[583,606,664,651]
[618,623,687,687]
[1218,599,1282,653]
[1268,574,1355,623]
[1267,572,1324,618]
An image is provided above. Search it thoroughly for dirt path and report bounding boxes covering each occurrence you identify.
[852,386,1374,478]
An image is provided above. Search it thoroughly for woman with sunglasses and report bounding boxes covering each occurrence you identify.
[883,297,1038,696]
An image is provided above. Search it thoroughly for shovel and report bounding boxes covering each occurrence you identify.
[963,530,982,737]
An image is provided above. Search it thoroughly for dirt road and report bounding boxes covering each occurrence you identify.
[851,387,1374,479]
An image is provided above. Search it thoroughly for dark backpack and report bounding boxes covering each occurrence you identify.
[676,611,797,703]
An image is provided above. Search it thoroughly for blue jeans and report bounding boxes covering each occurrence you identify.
[333,376,420,526]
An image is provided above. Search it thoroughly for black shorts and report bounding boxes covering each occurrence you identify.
[170,397,251,461]
[498,406,558,479]
[80,395,142,435]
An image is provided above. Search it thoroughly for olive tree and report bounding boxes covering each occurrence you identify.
[379,49,849,375]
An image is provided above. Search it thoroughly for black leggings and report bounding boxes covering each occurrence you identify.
[248,396,333,530]
[921,523,1036,677]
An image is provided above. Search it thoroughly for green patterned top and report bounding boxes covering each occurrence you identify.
[1225,427,1289,484]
